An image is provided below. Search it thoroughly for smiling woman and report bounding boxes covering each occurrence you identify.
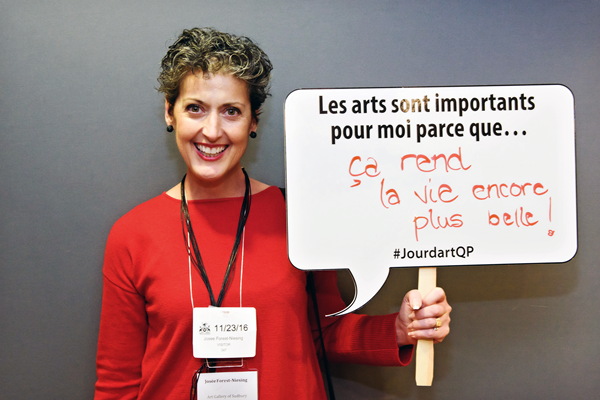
[159,28,271,200]
[94,27,451,400]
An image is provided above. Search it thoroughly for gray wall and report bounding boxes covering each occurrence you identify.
[1,1,599,398]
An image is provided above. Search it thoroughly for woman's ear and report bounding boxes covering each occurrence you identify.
[250,110,258,132]
[165,97,174,126]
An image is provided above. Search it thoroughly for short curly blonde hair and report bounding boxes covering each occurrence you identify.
[158,27,273,121]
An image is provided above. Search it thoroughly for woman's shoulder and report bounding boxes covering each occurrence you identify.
[125,191,175,216]
[253,184,285,204]
[109,193,177,236]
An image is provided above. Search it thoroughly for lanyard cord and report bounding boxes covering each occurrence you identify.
[188,228,245,309]
[180,168,252,307]
[239,228,246,308]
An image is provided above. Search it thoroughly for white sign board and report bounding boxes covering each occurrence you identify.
[284,85,577,315]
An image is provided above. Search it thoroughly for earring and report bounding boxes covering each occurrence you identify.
[166,125,174,132]
[250,131,257,138]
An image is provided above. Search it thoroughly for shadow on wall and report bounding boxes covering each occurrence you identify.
[331,257,579,398]
[332,376,403,400]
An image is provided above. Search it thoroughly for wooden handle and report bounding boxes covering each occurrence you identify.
[415,267,437,386]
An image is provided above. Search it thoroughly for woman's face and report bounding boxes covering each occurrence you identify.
[166,72,257,189]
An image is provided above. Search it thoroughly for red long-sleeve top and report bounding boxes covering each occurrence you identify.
[95,186,412,399]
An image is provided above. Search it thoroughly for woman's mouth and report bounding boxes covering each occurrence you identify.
[195,144,227,159]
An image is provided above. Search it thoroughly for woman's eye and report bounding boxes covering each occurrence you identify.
[186,104,201,113]
[225,107,240,116]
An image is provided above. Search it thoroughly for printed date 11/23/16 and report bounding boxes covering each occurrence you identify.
[213,324,249,333]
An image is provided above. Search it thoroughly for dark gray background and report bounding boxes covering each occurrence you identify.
[1,1,599,399]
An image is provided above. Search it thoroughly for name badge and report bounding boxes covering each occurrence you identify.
[193,307,257,358]
[196,371,258,400]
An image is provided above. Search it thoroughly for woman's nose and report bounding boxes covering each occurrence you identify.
[202,112,221,141]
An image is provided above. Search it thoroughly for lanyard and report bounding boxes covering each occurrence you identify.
[180,168,252,307]
[187,228,246,309]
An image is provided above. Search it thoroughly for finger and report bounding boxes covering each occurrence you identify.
[421,287,447,307]
[408,313,450,331]
[404,289,422,311]
[408,325,450,343]
[407,317,439,331]
[413,303,447,320]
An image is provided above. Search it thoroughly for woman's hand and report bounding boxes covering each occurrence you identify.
[395,288,451,347]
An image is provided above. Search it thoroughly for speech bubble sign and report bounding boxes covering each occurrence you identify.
[284,85,576,315]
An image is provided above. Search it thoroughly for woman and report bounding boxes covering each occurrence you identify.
[95,28,451,400]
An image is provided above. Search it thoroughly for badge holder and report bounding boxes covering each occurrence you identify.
[206,359,244,369]
[190,306,258,398]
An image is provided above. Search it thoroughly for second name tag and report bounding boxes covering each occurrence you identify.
[192,307,257,359]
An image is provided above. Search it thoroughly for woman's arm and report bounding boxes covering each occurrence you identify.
[308,271,413,366]
[94,228,148,400]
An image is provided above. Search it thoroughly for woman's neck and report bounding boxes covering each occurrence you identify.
[166,167,245,200]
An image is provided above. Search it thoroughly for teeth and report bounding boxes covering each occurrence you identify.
[196,144,226,156]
